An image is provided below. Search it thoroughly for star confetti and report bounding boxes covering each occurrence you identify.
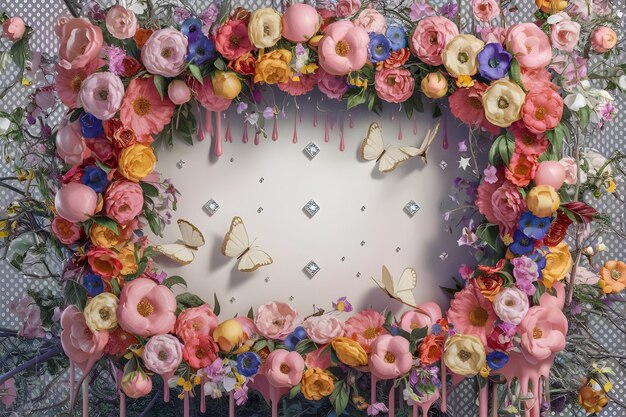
[458,157,471,171]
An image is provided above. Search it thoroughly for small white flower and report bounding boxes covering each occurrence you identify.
[0,117,11,135]
[618,75,626,92]
[563,93,587,111]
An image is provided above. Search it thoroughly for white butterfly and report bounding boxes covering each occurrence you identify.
[373,265,418,307]
[360,121,441,172]
[156,219,205,265]
[222,216,273,272]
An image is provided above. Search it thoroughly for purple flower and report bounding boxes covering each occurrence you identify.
[234,385,249,406]
[439,2,459,18]
[512,255,539,295]
[483,165,498,184]
[102,46,126,76]
[236,102,248,114]
[478,43,512,81]
[332,296,353,312]
[518,212,552,240]
[368,33,391,63]
[409,1,435,21]
[173,8,192,22]
[199,4,219,28]
[367,403,388,416]
[458,140,468,152]
[457,220,478,247]
[262,107,275,119]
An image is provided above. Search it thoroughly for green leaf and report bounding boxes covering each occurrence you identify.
[144,209,161,236]
[164,275,187,289]
[9,35,28,73]
[95,159,112,173]
[217,1,231,23]
[69,108,84,123]
[488,135,505,166]
[189,64,204,83]
[578,106,590,131]
[140,182,159,198]
[295,339,317,356]
[410,326,428,342]
[64,280,88,311]
[289,383,302,399]
[153,75,167,100]
[509,59,523,88]
[176,292,206,309]
[247,307,254,319]
[498,135,515,167]
[213,58,226,71]
[110,278,121,297]
[476,223,500,250]
[431,102,442,118]
[213,292,221,316]
[92,216,119,235]
[347,94,367,110]
[330,381,349,415]
[545,123,566,156]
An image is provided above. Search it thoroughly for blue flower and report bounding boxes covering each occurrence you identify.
[187,34,216,65]
[486,351,509,371]
[477,43,512,81]
[181,18,203,41]
[518,212,552,240]
[83,273,104,297]
[509,230,535,256]
[82,166,109,193]
[529,249,547,271]
[368,33,391,63]
[236,351,261,377]
[385,26,407,51]
[283,326,307,351]
[79,113,103,138]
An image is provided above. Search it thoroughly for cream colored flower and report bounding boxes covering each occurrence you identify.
[482,79,525,127]
[84,292,119,331]
[248,8,282,49]
[442,34,484,78]
[443,334,486,376]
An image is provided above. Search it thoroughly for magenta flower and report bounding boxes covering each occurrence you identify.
[332,296,353,312]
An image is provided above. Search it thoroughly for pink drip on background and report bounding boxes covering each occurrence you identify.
[299,111,303,123]
[479,382,489,417]
[370,374,377,406]
[162,371,174,402]
[413,114,418,135]
[398,119,403,140]
[119,391,126,417]
[441,362,447,413]
[330,114,335,130]
[388,385,395,417]
[225,113,232,143]
[242,123,249,143]
[254,129,260,146]
[82,379,89,417]
[197,111,205,141]
[441,112,448,150]
[183,391,190,417]
[229,391,235,417]
[207,110,213,137]
[70,360,75,406]
[339,117,345,151]
[272,117,279,141]
[200,378,206,413]
[349,113,354,128]
[213,111,223,156]
[293,111,298,143]
[313,110,318,127]
[492,384,498,417]
[324,114,330,142]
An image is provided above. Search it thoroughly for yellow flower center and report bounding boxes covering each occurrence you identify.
[458,350,471,361]
[280,364,291,374]
[335,40,350,57]
[137,297,154,317]
[363,327,379,339]
[133,97,152,116]
[195,347,206,359]
[70,75,83,93]
[99,308,110,321]
[384,352,396,363]
[469,306,488,327]
[263,24,271,36]
[611,270,621,279]
[533,327,543,339]
[535,107,546,121]
[497,97,510,109]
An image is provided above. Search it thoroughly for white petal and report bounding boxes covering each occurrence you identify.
[563,93,587,111]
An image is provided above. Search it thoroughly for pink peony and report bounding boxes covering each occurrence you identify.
[105,180,144,224]
[55,59,104,109]
[277,74,317,96]
[265,349,305,388]
[505,153,538,187]
[121,372,153,398]
[343,309,387,352]
[353,8,386,34]
[398,301,442,334]
[55,121,90,166]
[117,278,177,337]
[51,216,81,245]
[316,69,348,100]
[86,137,118,167]
[303,315,344,344]
[521,88,564,134]
[520,66,554,92]
[120,77,175,136]
[55,18,103,70]
[60,305,109,372]
[549,12,580,52]
[143,335,183,374]
[87,247,123,279]
[10,295,46,339]
[478,26,506,44]
[559,157,578,185]
[448,81,501,136]
[446,283,497,345]
[374,68,415,103]
[174,304,219,343]
[78,72,125,120]
[191,76,232,112]
[305,346,332,370]
[3,16,25,41]
[0,377,16,407]
[318,21,369,76]
[369,335,413,379]
[215,20,254,60]
[410,16,459,66]
[590,26,617,53]
[510,121,549,156]
[254,301,298,340]
[506,23,552,69]
[336,0,361,18]
[106,5,137,39]
[472,0,500,22]
[493,287,529,325]
[141,28,188,77]
[476,177,526,235]
[182,334,219,369]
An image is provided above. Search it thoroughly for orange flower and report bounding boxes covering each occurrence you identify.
[134,28,153,49]
[418,334,445,365]
[474,275,504,301]
[376,48,410,70]
[578,386,609,414]
[228,52,256,75]
[599,260,626,294]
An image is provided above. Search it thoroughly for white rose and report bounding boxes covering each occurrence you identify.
[303,315,344,344]
[443,334,486,376]
[563,93,587,111]
[248,8,282,48]
[84,292,119,331]
[0,117,10,135]
[618,75,626,91]
[493,287,530,325]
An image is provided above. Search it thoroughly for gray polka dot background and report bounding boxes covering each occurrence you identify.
[0,1,624,416]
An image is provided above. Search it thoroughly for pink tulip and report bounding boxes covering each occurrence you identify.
[55,121,90,166]
[54,182,98,223]
[121,372,153,398]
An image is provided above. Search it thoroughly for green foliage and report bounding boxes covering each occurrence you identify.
[163,275,187,289]
[64,280,88,311]
[329,380,349,416]
[488,134,515,167]
[476,223,500,250]
[92,216,119,235]
[153,75,167,100]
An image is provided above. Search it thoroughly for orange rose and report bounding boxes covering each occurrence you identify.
[134,28,153,49]
[254,49,292,84]
[418,334,444,365]
[578,386,609,414]
[228,53,256,75]
[599,260,626,294]
[474,275,504,301]
[376,48,410,70]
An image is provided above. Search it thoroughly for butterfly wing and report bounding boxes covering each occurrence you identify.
[221,217,250,258]
[378,146,413,172]
[178,219,205,249]
[155,243,195,265]
[415,121,441,164]
[394,268,418,307]
[360,122,385,161]
[238,247,273,272]
[381,265,395,295]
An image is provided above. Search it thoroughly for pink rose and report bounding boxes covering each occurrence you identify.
[493,287,529,325]
[174,304,219,343]
[56,121,90,165]
[55,18,103,70]
[305,346,332,370]
[410,16,459,66]
[520,67,553,92]
[590,26,617,53]
[521,87,564,134]
[316,69,348,100]
[191,76,232,112]
[336,0,361,18]
[52,216,81,245]
[143,334,183,374]
[141,28,188,77]
[265,349,305,388]
[398,301,442,334]
[215,20,254,60]
[106,5,137,39]
[61,305,109,372]
[559,157,578,185]
[167,79,192,105]
[254,301,298,340]
[3,16,25,41]
[369,335,413,379]
[478,26,506,44]
[86,137,118,167]
[476,177,526,235]
[182,334,218,369]
[78,72,125,120]
[121,372,153,398]
[472,0,500,22]
[375,68,415,103]
[548,12,580,52]
[105,180,144,224]
[87,246,123,279]
[506,23,552,69]
[117,278,177,337]
[353,8,386,34]
[505,152,538,187]
[303,315,344,344]
[318,21,369,75]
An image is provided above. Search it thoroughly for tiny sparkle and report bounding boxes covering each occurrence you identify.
[289,296,294,301]
[356,272,361,278]
[259,177,264,183]
[439,160,448,170]
[404,200,421,217]
[341,256,346,262]
[360,241,365,246]
[264,276,270,283]
[304,260,320,277]
[303,199,320,217]
[257,207,263,213]
[229,297,236,303]
[396,247,401,252]
[176,160,186,169]
[439,252,449,261]
[304,142,320,159]
[203,199,219,215]
[361,206,366,212]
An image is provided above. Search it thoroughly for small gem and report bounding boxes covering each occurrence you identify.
[229,297,236,303]
[257,207,263,213]
[341,256,346,262]
[230,157,234,162]
[303,199,320,217]
[361,206,366,212]
[439,252,449,261]
[304,260,320,277]
[356,272,361,278]
[264,276,270,283]
[289,296,294,301]
[304,142,320,159]
[176,160,186,169]
[396,247,401,252]
[439,160,448,170]
[404,200,421,217]
[360,241,365,246]
[203,199,219,215]
[259,177,264,183]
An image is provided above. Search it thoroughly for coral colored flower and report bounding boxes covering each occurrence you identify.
[190,76,232,112]
[510,121,548,156]
[476,177,526,236]
[87,247,123,279]
[51,216,81,245]
[228,53,256,75]
[472,0,499,21]
[141,28,188,77]
[55,59,104,109]
[183,334,219,369]
[254,301,298,340]
[448,82,500,135]
[590,26,617,53]
[105,180,144,224]
[278,74,317,96]
[446,284,497,345]
[117,278,177,337]
[303,315,344,344]
[133,28,153,49]
[521,88,564,134]
[376,48,410,70]
[103,326,138,356]
[369,335,412,379]
[506,23,552,69]
[375,68,415,103]
[175,304,219,343]
[316,69,348,100]
[505,153,538,187]
[343,309,387,352]
[418,334,445,366]
[305,346,332,370]
[518,294,567,363]
[55,18,103,70]
[410,16,458,66]
[215,20,253,60]
[265,349,305,388]
[318,21,369,76]
[106,5,137,40]
[599,260,626,294]
[61,305,109,371]
[520,67,554,92]
[120,78,175,137]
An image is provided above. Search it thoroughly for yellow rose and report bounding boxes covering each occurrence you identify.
[421,72,449,99]
[331,337,368,367]
[482,79,525,127]
[443,334,485,377]
[118,244,138,276]
[535,0,567,13]
[84,292,119,331]
[90,223,128,249]
[442,34,484,78]
[526,185,560,217]
[212,318,246,351]
[212,71,242,99]
[254,49,293,84]
[118,144,156,182]
[248,8,282,48]
[542,242,572,288]
[300,368,334,401]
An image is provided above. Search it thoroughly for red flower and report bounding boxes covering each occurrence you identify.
[505,153,538,187]
[418,334,445,365]
[183,334,219,369]
[104,327,138,356]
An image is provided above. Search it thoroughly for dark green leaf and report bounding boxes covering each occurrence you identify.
[295,339,317,356]
[153,75,167,100]
[176,292,206,309]
[509,59,523,88]
[578,106,590,131]
[95,159,111,173]
[498,135,515,167]
[289,383,302,399]
[69,108,84,123]
[9,35,28,73]
[64,280,88,311]
[410,326,428,342]
[110,278,121,297]
[247,307,254,319]
[140,182,159,198]
[164,275,187,289]
[476,223,500,250]
[213,58,226,71]
[144,209,161,236]
[92,216,119,235]
[217,1,231,23]
[189,64,204,83]
[347,94,367,110]
[213,292,221,316]
[488,135,505,166]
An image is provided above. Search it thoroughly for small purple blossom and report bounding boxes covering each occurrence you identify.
[512,256,539,295]
[439,2,459,18]
[245,112,259,126]
[332,296,353,312]
[173,7,192,22]
[199,4,219,28]
[234,384,249,405]
[236,102,248,114]
[483,165,498,184]
[262,107,275,119]
[102,46,126,76]
[409,1,435,21]
[458,140,467,152]
[295,43,306,56]
[598,102,616,121]
[457,220,478,247]
[367,403,388,416]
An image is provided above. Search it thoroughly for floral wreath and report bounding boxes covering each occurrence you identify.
[0,1,625,416]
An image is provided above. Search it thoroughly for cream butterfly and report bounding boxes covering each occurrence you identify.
[222,216,273,272]
[373,265,418,307]
[360,121,441,172]
[155,219,205,265]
